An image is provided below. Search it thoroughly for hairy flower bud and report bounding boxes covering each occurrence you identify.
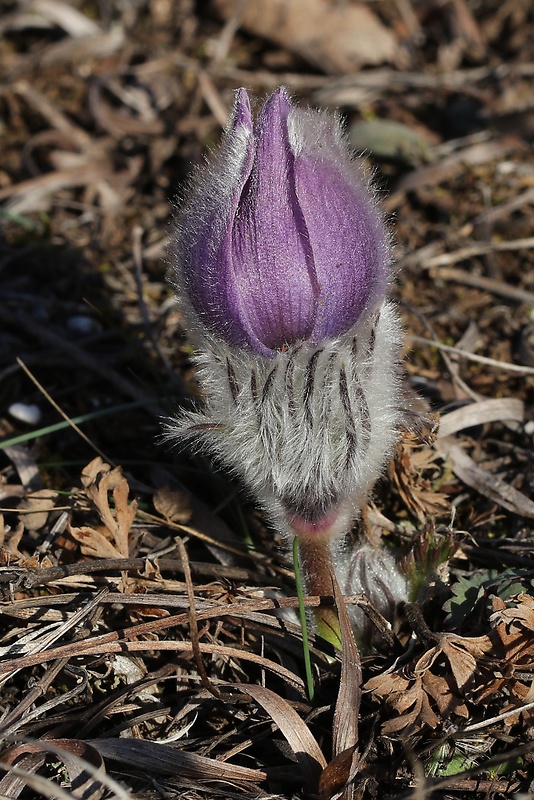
[167,88,405,640]
[340,543,408,649]
[171,87,389,357]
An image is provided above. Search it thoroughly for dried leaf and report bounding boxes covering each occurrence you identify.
[381,678,440,735]
[212,0,399,74]
[422,672,469,719]
[42,739,106,800]
[437,398,524,438]
[366,630,496,736]
[491,595,534,662]
[395,140,517,195]
[331,567,361,764]
[3,444,41,490]
[153,485,192,524]
[71,460,139,559]
[41,26,125,66]
[0,515,24,560]
[30,0,101,37]
[390,431,450,520]
[0,162,114,215]
[18,490,57,531]
[492,594,534,632]
[319,746,358,800]
[228,682,326,792]
[0,738,116,800]
[438,438,534,518]
[81,457,109,488]
[440,636,480,691]
[69,524,130,560]
[0,752,49,800]
[90,738,266,783]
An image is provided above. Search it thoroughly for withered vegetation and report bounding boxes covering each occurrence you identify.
[1,1,534,798]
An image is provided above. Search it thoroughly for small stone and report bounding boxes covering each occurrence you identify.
[8,402,42,426]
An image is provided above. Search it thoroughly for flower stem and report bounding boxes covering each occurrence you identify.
[293,537,315,701]
[298,535,342,650]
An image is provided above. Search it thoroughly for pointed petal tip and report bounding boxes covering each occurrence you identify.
[273,85,290,101]
[257,85,292,127]
[232,88,253,132]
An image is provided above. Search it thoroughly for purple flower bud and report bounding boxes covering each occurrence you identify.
[167,89,406,643]
[172,87,389,357]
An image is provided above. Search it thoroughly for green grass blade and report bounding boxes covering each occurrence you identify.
[0,398,162,450]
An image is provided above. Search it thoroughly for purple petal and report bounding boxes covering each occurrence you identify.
[230,87,253,134]
[294,156,388,342]
[182,91,257,347]
[228,88,319,352]
[174,88,390,358]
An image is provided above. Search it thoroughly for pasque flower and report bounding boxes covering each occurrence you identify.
[168,88,406,642]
